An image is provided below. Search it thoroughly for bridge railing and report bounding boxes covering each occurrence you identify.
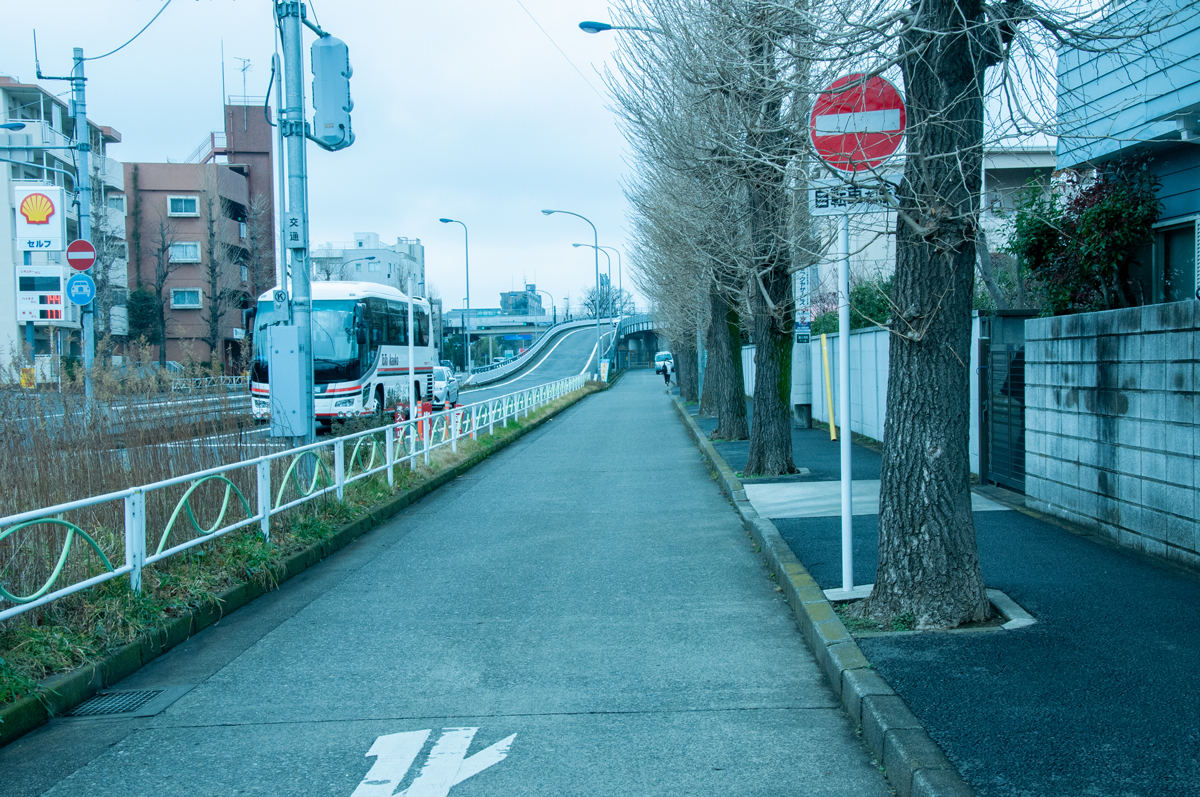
[466,318,603,386]
[0,374,589,623]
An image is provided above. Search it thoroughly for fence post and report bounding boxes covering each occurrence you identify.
[423,413,432,466]
[124,490,146,593]
[386,426,396,488]
[257,459,271,540]
[451,409,459,454]
[471,405,478,440]
[409,420,417,471]
[489,400,495,436]
[335,439,346,501]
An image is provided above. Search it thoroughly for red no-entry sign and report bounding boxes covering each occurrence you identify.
[810,74,905,172]
[66,239,97,271]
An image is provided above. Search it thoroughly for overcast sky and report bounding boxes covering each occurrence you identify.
[1,0,636,315]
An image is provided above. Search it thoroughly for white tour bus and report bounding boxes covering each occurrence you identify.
[250,281,436,426]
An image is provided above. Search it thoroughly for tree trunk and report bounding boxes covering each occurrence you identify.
[866,0,989,629]
[672,337,698,402]
[705,283,748,440]
[746,260,795,475]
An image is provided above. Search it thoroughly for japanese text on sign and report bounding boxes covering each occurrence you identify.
[808,178,897,217]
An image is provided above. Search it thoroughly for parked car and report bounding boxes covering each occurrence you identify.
[654,351,674,375]
[431,366,459,409]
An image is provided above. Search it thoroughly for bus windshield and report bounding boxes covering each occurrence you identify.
[252,299,365,383]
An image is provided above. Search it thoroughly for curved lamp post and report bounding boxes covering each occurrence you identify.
[532,288,556,325]
[571,242,613,323]
[438,217,471,373]
[542,209,602,376]
[337,255,375,280]
[578,20,663,34]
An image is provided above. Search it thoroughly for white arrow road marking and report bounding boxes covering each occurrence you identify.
[813,108,902,135]
[351,730,430,797]
[352,728,517,797]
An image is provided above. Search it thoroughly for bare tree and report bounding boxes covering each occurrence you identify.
[146,212,181,367]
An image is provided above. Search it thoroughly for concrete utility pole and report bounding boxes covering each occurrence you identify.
[277,1,315,444]
[71,48,95,398]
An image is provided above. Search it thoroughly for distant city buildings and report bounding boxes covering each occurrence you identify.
[311,232,425,295]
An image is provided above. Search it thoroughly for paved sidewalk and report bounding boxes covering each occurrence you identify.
[690,402,1200,796]
[2,372,888,796]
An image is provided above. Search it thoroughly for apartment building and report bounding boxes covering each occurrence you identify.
[124,101,274,369]
[311,232,426,295]
[0,75,127,379]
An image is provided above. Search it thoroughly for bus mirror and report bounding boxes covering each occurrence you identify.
[354,303,367,344]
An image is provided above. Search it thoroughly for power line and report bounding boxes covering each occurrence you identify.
[510,0,604,100]
[85,0,173,61]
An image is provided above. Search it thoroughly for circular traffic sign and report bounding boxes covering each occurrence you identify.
[810,74,905,172]
[66,272,96,305]
[66,239,97,271]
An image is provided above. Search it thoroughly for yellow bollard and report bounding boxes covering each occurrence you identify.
[820,333,837,440]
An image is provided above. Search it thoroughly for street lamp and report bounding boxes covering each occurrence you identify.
[532,288,556,325]
[337,254,375,280]
[542,208,601,376]
[439,217,471,373]
[597,246,624,317]
[0,122,27,131]
[571,243,612,322]
[578,20,663,34]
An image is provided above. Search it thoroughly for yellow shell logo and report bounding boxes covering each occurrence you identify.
[19,192,55,225]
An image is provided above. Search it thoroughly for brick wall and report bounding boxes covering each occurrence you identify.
[1025,301,1199,565]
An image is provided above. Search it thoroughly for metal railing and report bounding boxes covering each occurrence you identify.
[467,318,613,385]
[0,374,588,622]
[170,375,249,392]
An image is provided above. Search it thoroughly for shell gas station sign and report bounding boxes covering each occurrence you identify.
[14,185,66,251]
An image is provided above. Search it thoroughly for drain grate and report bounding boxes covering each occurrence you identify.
[67,686,191,719]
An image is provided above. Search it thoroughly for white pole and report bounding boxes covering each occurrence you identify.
[838,212,853,593]
[407,275,416,410]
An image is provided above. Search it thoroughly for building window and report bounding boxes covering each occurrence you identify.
[171,288,202,309]
[107,194,126,213]
[239,221,247,239]
[240,265,249,282]
[167,195,199,217]
[1158,221,1197,303]
[169,242,201,263]
[368,260,382,272]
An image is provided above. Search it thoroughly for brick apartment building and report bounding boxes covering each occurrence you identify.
[124,101,274,369]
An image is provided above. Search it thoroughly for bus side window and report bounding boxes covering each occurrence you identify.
[388,301,408,345]
[367,299,386,346]
[417,309,430,347]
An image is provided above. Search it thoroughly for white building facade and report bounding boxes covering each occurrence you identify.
[312,232,426,296]
[0,76,126,381]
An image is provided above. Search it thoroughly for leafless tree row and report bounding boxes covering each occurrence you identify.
[606,0,1179,627]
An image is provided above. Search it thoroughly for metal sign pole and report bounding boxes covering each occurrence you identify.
[837,212,853,594]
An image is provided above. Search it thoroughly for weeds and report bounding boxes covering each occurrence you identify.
[0,384,596,711]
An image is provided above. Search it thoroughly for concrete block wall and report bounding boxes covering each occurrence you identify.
[1025,301,1200,565]
[740,315,983,476]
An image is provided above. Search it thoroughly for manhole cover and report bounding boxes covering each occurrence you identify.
[67,686,191,719]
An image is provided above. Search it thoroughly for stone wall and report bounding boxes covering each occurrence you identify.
[1025,301,1199,565]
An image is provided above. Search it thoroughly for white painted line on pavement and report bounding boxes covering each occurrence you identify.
[353,728,516,797]
[470,327,591,391]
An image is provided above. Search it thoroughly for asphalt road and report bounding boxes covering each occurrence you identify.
[461,325,610,405]
[1,371,889,797]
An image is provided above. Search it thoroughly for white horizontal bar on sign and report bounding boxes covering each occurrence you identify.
[813,109,902,135]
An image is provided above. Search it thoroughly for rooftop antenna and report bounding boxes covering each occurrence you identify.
[236,56,251,131]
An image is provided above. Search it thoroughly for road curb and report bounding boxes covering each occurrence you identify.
[0,385,600,749]
[669,396,973,797]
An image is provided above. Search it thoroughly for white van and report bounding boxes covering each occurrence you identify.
[653,351,673,375]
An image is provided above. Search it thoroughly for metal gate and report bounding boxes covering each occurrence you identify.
[981,313,1032,492]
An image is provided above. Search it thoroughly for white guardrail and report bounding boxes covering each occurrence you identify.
[0,374,588,622]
